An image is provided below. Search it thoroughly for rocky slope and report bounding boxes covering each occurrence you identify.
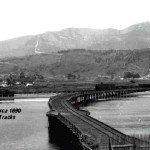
[1,22,150,57]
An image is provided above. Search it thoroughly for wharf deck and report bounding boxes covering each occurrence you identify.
[47,91,150,150]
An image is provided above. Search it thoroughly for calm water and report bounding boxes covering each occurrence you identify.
[1,92,150,150]
[84,91,150,135]
[0,96,60,150]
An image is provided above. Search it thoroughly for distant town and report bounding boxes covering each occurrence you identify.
[0,70,149,95]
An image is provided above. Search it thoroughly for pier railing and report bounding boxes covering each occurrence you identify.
[70,89,150,149]
[57,113,98,150]
[48,87,150,150]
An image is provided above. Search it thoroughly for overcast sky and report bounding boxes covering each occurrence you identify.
[0,0,150,41]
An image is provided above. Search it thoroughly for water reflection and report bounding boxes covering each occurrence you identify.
[1,92,150,149]
[0,97,60,150]
[84,91,150,135]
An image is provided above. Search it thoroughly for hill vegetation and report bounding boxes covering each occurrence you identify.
[1,22,150,80]
[1,48,150,80]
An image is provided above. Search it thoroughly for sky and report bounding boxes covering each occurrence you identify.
[0,0,150,41]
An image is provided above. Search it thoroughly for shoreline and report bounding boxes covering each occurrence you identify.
[0,93,57,100]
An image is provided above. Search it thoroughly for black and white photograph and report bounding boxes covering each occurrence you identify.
[1,0,150,149]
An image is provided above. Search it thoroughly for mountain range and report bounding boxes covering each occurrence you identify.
[1,48,150,79]
[1,22,150,58]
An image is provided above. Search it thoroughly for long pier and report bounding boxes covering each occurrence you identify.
[47,88,150,150]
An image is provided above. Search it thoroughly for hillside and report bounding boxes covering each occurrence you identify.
[1,49,150,80]
[1,22,150,57]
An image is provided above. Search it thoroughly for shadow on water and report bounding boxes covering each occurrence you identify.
[48,127,62,150]
[46,93,143,150]
[48,125,83,150]
[47,116,83,150]
[76,93,140,108]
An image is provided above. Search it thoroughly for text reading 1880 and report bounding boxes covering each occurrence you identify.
[10,108,21,113]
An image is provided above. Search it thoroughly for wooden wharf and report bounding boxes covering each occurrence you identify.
[47,88,150,150]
